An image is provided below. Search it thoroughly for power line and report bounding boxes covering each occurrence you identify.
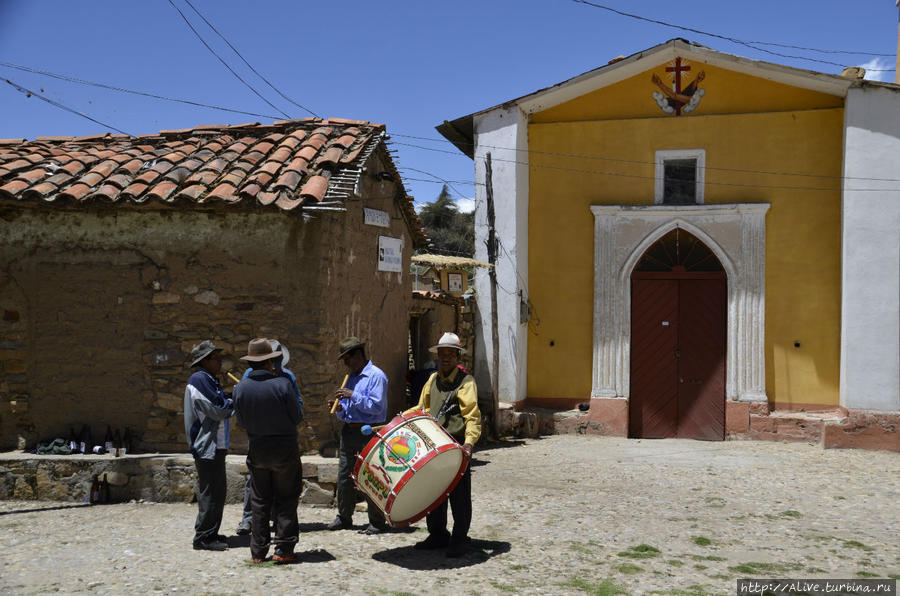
[182,0,319,118]
[0,61,284,120]
[569,0,896,72]
[393,141,900,192]
[166,0,291,119]
[3,78,132,136]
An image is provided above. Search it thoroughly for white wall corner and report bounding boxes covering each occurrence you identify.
[472,107,529,403]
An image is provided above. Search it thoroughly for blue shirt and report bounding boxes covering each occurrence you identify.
[336,360,388,425]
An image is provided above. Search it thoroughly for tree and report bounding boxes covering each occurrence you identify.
[417,185,474,257]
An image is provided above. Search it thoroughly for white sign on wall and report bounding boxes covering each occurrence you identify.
[378,236,403,272]
[364,208,390,228]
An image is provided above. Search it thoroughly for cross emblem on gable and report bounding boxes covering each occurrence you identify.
[651,57,706,116]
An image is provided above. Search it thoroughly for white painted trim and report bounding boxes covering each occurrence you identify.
[591,204,769,405]
[515,40,850,116]
[654,149,706,204]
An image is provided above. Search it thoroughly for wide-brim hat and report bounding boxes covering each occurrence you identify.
[337,336,365,359]
[429,332,467,354]
[190,340,222,367]
[240,338,283,362]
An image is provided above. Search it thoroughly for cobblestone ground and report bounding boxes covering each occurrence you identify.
[1,435,898,596]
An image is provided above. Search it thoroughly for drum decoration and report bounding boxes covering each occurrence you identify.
[352,410,468,527]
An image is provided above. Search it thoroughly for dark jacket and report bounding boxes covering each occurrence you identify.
[233,369,303,449]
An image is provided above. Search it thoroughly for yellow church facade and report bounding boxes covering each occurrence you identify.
[439,39,900,445]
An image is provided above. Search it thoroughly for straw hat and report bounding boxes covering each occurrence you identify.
[429,332,467,354]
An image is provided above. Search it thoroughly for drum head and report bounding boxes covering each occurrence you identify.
[388,447,463,523]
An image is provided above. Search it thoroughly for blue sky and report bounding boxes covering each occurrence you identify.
[1,1,897,211]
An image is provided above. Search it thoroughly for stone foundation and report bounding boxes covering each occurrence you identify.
[0,451,339,503]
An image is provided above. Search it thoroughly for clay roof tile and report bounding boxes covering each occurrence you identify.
[146,180,178,202]
[299,175,328,202]
[274,191,303,210]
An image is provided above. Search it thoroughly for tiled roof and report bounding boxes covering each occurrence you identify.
[0,117,426,244]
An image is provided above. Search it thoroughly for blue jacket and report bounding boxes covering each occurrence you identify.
[234,369,303,449]
[184,369,234,460]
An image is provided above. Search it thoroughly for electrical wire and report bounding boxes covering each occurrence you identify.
[3,78,132,136]
[166,0,291,119]
[394,141,900,192]
[569,0,896,72]
[0,61,284,120]
[182,0,319,118]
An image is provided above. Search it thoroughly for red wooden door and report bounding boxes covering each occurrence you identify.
[630,274,726,440]
[630,279,679,438]
[676,278,726,440]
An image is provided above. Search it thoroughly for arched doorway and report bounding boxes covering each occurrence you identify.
[629,228,726,440]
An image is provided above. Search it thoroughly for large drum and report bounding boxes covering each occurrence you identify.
[352,410,467,527]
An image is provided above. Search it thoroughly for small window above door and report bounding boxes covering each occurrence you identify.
[655,149,705,205]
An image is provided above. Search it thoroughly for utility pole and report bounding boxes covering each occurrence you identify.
[485,153,500,436]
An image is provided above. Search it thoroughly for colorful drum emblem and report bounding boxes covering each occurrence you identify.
[384,431,421,467]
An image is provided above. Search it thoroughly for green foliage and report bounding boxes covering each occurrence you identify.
[561,578,627,595]
[418,185,474,257]
[618,544,661,558]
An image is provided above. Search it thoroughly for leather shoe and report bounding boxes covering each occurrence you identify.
[358,523,388,535]
[193,539,228,551]
[327,516,352,531]
[235,521,251,536]
[273,548,296,564]
[413,534,450,550]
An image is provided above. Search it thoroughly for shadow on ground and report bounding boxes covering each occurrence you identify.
[371,538,511,570]
[0,503,92,516]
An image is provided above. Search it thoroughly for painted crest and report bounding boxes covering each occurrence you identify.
[379,429,423,472]
[651,57,706,116]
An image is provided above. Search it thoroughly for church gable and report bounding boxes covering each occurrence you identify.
[531,59,844,123]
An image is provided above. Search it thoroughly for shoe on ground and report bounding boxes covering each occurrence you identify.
[216,534,228,542]
[413,534,450,550]
[235,521,251,536]
[326,516,352,531]
[250,557,266,564]
[273,548,296,564]
[193,539,228,551]
[358,523,388,535]
[446,541,468,558]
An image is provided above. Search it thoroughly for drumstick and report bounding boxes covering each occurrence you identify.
[330,374,349,414]
[227,372,241,383]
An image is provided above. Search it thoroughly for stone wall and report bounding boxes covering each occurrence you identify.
[0,451,340,504]
[0,194,413,453]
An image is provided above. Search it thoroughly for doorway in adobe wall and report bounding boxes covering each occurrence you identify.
[629,228,726,440]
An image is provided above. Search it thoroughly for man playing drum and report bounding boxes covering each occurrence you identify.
[405,332,481,558]
[328,337,390,535]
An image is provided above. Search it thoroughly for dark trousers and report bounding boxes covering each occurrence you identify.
[426,462,472,544]
[247,441,301,559]
[193,449,227,546]
[337,425,387,528]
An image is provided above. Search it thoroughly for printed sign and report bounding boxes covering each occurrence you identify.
[378,236,403,272]
[364,208,390,228]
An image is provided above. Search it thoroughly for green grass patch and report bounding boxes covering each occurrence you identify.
[489,582,517,592]
[692,536,713,546]
[616,563,644,575]
[693,564,708,570]
[570,543,594,554]
[691,554,726,562]
[887,574,900,580]
[666,559,686,567]
[843,540,874,552]
[617,544,661,559]
[780,510,802,518]
[649,587,720,596]
[856,571,880,578]
[560,578,627,595]
[728,561,802,575]
[509,564,528,571]
[806,567,827,574]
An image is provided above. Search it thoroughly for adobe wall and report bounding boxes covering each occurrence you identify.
[0,200,412,454]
